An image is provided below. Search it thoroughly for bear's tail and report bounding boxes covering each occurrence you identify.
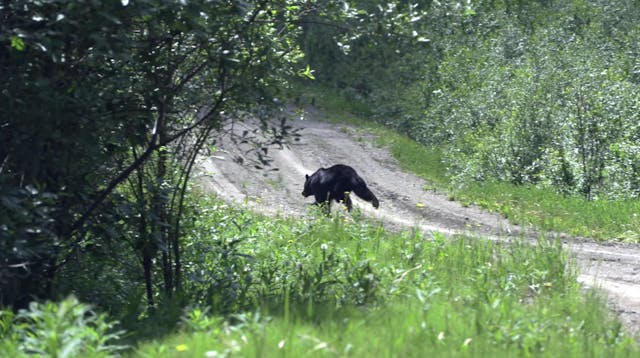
[352,179,380,209]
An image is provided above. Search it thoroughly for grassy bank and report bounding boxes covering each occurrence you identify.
[2,177,636,357]
[128,199,636,357]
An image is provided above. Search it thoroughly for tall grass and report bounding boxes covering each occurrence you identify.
[4,199,633,356]
[130,200,637,357]
[450,181,640,240]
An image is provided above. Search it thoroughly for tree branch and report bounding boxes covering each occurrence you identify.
[64,92,225,244]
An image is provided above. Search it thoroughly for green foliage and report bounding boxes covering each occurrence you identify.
[180,199,386,314]
[9,36,24,51]
[129,198,637,356]
[0,0,344,310]
[359,117,640,241]
[452,181,640,241]
[303,86,640,241]
[4,194,634,356]
[0,296,124,357]
[304,0,640,200]
[0,184,57,308]
[2,1,639,356]
[411,0,640,228]
[180,307,223,333]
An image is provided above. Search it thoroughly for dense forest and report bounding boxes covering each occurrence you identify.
[307,0,640,200]
[1,0,317,311]
[2,0,639,356]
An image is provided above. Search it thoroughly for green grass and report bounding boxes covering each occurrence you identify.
[4,197,635,357]
[451,182,640,241]
[382,134,640,241]
[128,201,637,357]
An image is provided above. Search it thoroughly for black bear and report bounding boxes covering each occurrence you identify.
[302,164,379,213]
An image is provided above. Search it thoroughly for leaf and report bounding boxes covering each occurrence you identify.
[463,8,476,16]
[299,65,316,80]
[10,36,25,51]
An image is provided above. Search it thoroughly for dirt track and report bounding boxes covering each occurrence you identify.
[197,106,640,339]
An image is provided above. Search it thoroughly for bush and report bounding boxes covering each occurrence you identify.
[0,296,125,357]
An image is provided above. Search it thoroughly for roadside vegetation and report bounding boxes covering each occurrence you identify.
[3,195,637,357]
[3,0,640,356]
[302,0,640,241]
[305,85,640,242]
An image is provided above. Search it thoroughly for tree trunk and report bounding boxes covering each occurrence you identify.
[143,248,154,308]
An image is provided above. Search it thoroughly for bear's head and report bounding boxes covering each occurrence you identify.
[301,174,311,197]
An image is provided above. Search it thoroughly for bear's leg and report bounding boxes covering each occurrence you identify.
[344,193,353,211]
[332,191,349,211]
[350,178,379,209]
[331,188,352,212]
[315,192,331,215]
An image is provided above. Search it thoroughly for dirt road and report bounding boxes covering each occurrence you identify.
[197,106,640,338]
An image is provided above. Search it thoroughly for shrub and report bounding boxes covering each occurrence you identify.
[0,296,125,357]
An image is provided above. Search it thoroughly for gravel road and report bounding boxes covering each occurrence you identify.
[197,106,640,339]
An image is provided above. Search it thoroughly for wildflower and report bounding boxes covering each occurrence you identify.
[176,344,188,352]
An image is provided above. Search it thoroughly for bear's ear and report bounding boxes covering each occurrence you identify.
[305,174,309,179]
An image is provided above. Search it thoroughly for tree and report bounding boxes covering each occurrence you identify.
[308,0,640,199]
[1,0,330,310]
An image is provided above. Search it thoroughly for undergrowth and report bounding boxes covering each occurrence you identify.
[2,196,636,356]
[127,198,636,357]
[0,297,125,357]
